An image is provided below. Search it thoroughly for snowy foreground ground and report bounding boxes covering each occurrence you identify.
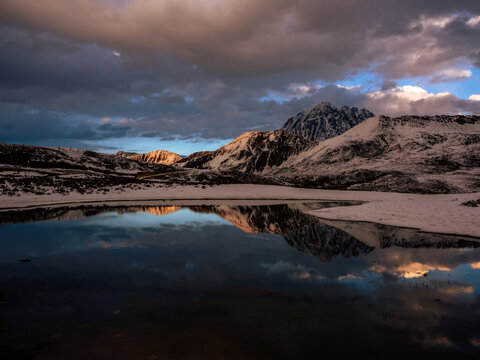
[0,184,478,237]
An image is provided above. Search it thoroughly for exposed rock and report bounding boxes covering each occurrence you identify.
[131,150,182,165]
[461,199,480,207]
[282,101,374,141]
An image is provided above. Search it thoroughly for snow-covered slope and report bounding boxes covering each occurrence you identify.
[282,101,374,141]
[0,143,175,196]
[272,115,480,192]
[0,143,173,174]
[179,130,312,173]
[131,150,182,165]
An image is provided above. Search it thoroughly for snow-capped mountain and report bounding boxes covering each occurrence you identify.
[271,114,480,193]
[179,113,480,193]
[282,101,374,141]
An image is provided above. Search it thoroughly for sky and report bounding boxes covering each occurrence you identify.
[0,0,479,155]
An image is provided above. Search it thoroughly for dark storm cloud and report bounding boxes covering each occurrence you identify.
[0,0,479,146]
[381,81,398,91]
[0,103,133,142]
[1,0,479,79]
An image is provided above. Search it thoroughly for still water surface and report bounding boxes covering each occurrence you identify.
[1,202,480,359]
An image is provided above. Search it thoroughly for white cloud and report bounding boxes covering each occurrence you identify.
[418,15,453,29]
[337,84,363,91]
[361,84,480,116]
[368,85,450,102]
[467,16,480,27]
[429,68,473,83]
[469,94,480,101]
[439,68,472,79]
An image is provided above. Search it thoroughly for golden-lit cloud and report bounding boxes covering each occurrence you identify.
[440,286,474,295]
[369,261,451,278]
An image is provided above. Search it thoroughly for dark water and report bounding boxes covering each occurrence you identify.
[1,202,480,359]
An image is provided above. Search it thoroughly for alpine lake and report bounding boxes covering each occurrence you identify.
[1,201,480,359]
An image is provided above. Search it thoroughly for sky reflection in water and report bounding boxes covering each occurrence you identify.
[0,203,480,359]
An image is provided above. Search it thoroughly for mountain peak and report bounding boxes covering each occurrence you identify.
[282,102,374,141]
[312,101,336,111]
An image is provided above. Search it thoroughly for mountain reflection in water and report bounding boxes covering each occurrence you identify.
[1,202,480,359]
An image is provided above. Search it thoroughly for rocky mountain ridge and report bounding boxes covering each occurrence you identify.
[178,130,312,173]
[282,101,374,141]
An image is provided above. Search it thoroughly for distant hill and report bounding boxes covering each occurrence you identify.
[115,150,138,158]
[282,101,374,141]
[0,143,171,174]
[0,142,175,196]
[130,150,182,165]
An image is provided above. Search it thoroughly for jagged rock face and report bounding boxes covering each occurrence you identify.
[272,114,480,193]
[180,130,312,173]
[115,151,138,158]
[131,150,182,165]
[282,101,374,141]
